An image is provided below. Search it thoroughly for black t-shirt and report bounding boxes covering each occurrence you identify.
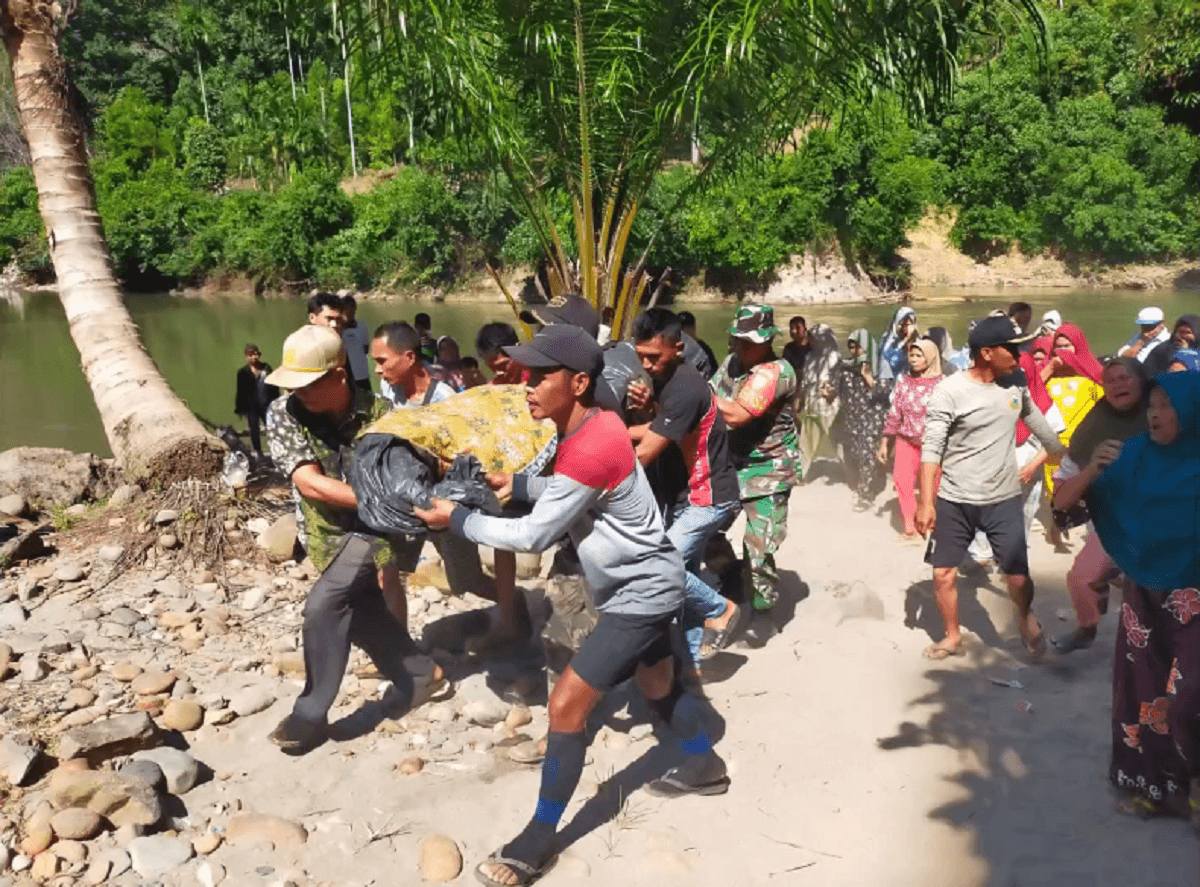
[648,363,739,508]
[781,341,811,377]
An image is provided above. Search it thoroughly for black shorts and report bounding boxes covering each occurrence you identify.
[925,496,1030,577]
[570,610,681,691]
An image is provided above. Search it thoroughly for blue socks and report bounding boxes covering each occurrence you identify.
[650,681,714,758]
[533,731,587,829]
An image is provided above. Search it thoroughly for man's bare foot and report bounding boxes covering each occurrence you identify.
[704,599,738,633]
[1018,614,1045,656]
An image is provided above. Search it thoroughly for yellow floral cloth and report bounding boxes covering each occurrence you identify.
[362,384,558,476]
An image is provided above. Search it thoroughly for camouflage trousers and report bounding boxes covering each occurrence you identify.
[742,491,790,611]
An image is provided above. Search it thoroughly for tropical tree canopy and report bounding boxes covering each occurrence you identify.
[326,0,1045,332]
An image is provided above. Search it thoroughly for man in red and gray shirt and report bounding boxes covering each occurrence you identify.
[416,324,729,886]
[628,308,743,673]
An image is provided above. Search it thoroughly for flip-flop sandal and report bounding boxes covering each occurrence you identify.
[645,770,731,798]
[474,853,557,887]
[1050,630,1095,654]
[922,642,965,661]
[698,604,745,661]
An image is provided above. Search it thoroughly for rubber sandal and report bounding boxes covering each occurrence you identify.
[1114,795,1162,819]
[645,769,731,798]
[698,603,744,661]
[922,642,964,661]
[1050,629,1095,654]
[474,853,557,887]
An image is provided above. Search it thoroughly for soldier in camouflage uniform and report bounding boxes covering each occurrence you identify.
[264,326,430,754]
[711,305,800,616]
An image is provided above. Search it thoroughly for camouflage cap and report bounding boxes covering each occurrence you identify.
[728,304,781,343]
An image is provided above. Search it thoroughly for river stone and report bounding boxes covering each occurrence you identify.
[47,768,162,828]
[96,545,125,562]
[0,493,27,516]
[153,510,179,526]
[0,639,12,675]
[158,533,179,550]
[30,850,59,880]
[0,447,117,508]
[53,563,85,583]
[161,700,204,732]
[131,748,199,794]
[118,760,166,793]
[226,813,307,849]
[110,663,142,681]
[127,835,192,880]
[193,831,222,854]
[258,515,298,562]
[130,671,175,696]
[19,823,53,856]
[505,706,533,729]
[0,734,39,785]
[20,655,48,682]
[239,587,267,611]
[398,757,424,776]
[230,686,274,717]
[49,807,103,841]
[64,688,97,709]
[197,860,227,887]
[0,601,27,629]
[461,700,507,728]
[108,485,140,507]
[419,835,462,882]
[56,712,157,765]
[52,838,88,864]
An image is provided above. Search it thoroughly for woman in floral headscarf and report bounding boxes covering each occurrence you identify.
[825,329,891,510]
[1040,323,1104,495]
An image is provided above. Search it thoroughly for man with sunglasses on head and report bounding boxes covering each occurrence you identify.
[916,315,1065,661]
[415,324,729,887]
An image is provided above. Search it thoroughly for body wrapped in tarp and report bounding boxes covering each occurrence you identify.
[350,384,558,536]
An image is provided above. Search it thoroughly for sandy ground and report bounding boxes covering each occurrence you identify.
[180,470,1199,887]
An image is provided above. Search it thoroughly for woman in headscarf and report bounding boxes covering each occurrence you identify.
[435,335,467,392]
[1170,349,1200,373]
[924,326,965,375]
[1039,323,1104,498]
[797,323,842,477]
[877,339,943,539]
[1049,358,1149,654]
[877,306,919,380]
[1052,372,1199,821]
[825,329,891,510]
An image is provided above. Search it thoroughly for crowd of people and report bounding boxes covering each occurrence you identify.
[232,291,1197,886]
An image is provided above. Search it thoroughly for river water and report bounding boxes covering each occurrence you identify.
[1,288,1195,456]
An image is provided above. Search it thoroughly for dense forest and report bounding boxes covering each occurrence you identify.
[0,0,1197,292]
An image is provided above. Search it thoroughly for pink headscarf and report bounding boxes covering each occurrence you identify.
[1051,323,1104,383]
[1017,351,1053,446]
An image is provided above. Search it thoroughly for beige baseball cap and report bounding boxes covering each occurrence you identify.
[265,325,346,389]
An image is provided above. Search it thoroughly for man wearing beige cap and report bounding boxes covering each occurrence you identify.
[264,325,431,753]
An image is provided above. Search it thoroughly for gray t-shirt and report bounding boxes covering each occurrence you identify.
[921,371,1065,505]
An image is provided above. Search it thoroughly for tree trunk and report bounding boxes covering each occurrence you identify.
[0,0,223,484]
[334,1,357,176]
[195,49,210,123]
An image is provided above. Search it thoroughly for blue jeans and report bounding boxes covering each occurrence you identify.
[665,500,739,667]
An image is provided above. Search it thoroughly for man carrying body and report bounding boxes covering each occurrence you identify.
[916,315,1066,660]
[369,320,528,645]
[711,305,800,634]
[264,326,430,753]
[627,309,742,674]
[370,321,456,408]
[415,325,728,887]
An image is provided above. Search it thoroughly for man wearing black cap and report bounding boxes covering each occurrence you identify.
[916,315,1066,660]
[415,325,729,887]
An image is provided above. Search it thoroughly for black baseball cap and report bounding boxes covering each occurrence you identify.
[519,294,601,340]
[504,325,604,377]
[967,315,1035,350]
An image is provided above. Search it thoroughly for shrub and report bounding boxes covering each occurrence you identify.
[256,169,352,281]
[0,167,49,276]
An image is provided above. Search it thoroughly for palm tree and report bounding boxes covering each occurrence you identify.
[0,0,223,482]
[330,0,1043,335]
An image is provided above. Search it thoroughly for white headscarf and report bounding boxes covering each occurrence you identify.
[1038,310,1062,337]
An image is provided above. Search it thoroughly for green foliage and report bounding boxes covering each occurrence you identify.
[0,168,49,275]
[97,88,176,172]
[182,119,227,191]
[257,170,353,281]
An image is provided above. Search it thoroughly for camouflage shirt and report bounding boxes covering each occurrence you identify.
[266,387,397,572]
[711,354,800,497]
